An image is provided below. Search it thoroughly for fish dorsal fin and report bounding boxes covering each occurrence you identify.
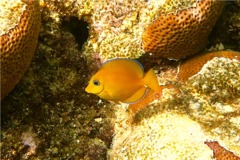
[102,59,144,78]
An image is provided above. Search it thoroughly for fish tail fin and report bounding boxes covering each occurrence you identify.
[143,68,159,91]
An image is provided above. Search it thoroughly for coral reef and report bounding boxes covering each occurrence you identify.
[142,0,225,59]
[177,50,240,82]
[0,0,41,100]
[128,50,240,114]
[1,0,239,159]
[1,1,115,159]
[128,84,175,114]
[109,112,214,160]
[1,25,115,159]
[109,57,240,159]
[40,0,224,62]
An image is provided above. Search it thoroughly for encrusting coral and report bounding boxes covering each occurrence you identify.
[109,112,214,160]
[142,0,225,59]
[177,50,240,82]
[205,141,240,160]
[0,0,41,100]
[40,0,225,62]
[128,50,240,114]
[109,50,240,159]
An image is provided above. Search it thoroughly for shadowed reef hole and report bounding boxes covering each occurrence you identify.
[62,17,89,50]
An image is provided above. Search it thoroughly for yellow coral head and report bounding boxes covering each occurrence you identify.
[85,76,104,95]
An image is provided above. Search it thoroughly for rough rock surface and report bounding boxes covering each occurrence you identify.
[109,57,240,159]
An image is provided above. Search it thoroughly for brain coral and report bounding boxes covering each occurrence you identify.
[0,0,41,100]
[142,0,225,59]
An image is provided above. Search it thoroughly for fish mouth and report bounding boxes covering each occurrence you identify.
[85,85,104,95]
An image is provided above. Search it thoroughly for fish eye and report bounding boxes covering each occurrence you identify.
[93,80,100,86]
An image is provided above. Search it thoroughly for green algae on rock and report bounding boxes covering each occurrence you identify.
[108,57,240,159]
[1,8,115,159]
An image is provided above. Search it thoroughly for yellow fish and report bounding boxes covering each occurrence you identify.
[85,59,159,104]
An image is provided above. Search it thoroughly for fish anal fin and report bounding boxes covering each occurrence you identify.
[128,87,162,114]
[122,86,147,103]
[128,84,178,114]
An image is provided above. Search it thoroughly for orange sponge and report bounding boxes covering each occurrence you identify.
[177,50,240,82]
[205,141,240,160]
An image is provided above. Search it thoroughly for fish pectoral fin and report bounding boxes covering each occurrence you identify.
[122,86,147,104]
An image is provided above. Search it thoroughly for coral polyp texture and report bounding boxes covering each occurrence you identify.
[142,0,225,59]
[40,0,224,61]
[0,0,41,100]
[109,53,240,159]
[205,141,240,160]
